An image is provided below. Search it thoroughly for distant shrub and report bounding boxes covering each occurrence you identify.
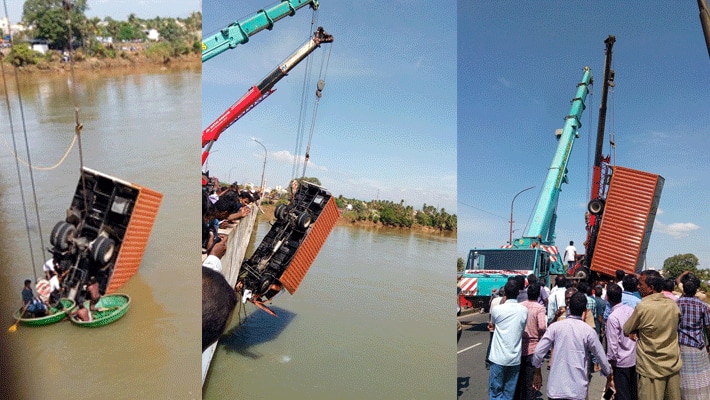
[144,42,173,62]
[5,43,38,67]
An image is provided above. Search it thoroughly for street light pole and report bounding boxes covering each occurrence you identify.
[251,137,267,193]
[509,186,535,244]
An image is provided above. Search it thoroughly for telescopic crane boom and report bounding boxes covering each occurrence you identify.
[202,27,333,165]
[202,0,319,62]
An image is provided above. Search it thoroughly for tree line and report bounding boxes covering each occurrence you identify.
[6,0,201,66]
[337,196,456,232]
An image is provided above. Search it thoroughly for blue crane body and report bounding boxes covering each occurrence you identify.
[202,0,319,62]
[459,67,592,310]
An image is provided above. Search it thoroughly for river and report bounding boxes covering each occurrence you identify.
[203,221,456,399]
[0,66,202,399]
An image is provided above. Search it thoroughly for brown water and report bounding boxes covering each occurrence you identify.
[203,221,456,399]
[0,66,201,399]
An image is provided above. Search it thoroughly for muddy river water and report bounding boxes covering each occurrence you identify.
[0,67,202,399]
[203,221,455,399]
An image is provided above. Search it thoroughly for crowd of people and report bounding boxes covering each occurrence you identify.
[201,176,260,255]
[484,268,710,400]
[201,175,261,351]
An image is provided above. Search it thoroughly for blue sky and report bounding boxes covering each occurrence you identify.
[4,0,200,23]
[458,2,710,269]
[202,0,457,212]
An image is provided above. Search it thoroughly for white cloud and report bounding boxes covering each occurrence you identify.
[655,221,700,238]
[498,77,512,88]
[270,150,327,171]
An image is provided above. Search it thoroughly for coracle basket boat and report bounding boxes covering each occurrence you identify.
[69,293,131,328]
[13,298,76,327]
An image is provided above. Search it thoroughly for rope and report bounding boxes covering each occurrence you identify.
[1,133,78,170]
[1,0,40,281]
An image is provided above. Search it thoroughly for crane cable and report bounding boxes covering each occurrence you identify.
[1,0,43,281]
[290,10,318,180]
[291,8,332,181]
[300,35,332,179]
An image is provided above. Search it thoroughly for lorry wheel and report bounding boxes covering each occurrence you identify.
[49,221,65,247]
[274,204,288,221]
[574,267,589,281]
[296,212,312,230]
[588,199,604,215]
[91,236,116,266]
[53,222,76,251]
[258,274,274,295]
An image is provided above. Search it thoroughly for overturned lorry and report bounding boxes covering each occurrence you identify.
[49,167,162,300]
[577,166,664,280]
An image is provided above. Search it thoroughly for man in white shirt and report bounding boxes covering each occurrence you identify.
[488,280,528,399]
[43,258,57,280]
[563,241,577,270]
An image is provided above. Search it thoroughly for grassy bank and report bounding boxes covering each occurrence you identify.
[257,202,456,237]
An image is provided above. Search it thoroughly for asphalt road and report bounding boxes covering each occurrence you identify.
[457,310,608,400]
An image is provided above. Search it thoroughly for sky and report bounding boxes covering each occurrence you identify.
[458,2,710,269]
[202,0,457,212]
[3,0,200,24]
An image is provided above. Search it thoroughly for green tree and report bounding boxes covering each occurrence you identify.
[22,0,88,50]
[662,253,699,280]
[457,257,465,272]
[117,22,144,42]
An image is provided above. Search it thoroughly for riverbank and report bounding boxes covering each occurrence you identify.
[4,52,200,75]
[257,202,456,236]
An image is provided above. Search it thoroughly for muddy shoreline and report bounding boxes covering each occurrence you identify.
[4,53,201,75]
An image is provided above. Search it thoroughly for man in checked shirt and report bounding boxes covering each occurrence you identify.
[676,273,710,399]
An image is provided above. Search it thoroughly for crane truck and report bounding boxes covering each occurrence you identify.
[201,0,319,62]
[459,67,593,311]
[459,37,665,312]
[202,26,333,166]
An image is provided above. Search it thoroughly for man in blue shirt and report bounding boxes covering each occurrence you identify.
[488,280,528,400]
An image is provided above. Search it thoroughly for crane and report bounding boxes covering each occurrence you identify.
[202,27,333,166]
[202,0,319,62]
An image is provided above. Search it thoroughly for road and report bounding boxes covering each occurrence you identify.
[457,310,608,399]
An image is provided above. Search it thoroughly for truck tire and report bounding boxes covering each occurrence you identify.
[258,273,275,295]
[296,211,312,230]
[574,267,589,281]
[275,204,288,222]
[49,221,65,247]
[52,222,76,251]
[91,236,116,266]
[588,199,604,215]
